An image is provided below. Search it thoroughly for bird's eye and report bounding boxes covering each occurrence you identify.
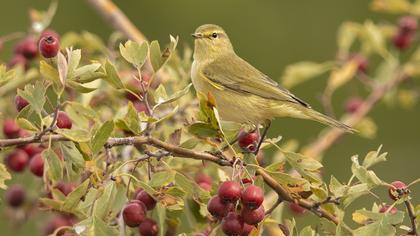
[211,33,218,38]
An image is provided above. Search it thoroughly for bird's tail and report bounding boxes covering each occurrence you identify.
[304,109,355,133]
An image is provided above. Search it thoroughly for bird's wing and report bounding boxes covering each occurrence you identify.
[202,55,310,108]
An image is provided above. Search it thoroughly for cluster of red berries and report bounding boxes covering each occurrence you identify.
[122,188,159,236]
[8,30,60,69]
[392,16,417,50]
[207,181,265,236]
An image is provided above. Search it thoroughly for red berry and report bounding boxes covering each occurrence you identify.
[241,205,265,225]
[241,185,264,209]
[15,95,29,112]
[21,143,44,157]
[43,215,72,236]
[195,173,212,185]
[238,130,259,152]
[8,54,28,69]
[345,97,363,114]
[242,223,254,236]
[122,200,147,227]
[3,119,21,138]
[392,32,413,50]
[288,203,306,215]
[199,182,212,191]
[139,218,159,236]
[207,195,234,218]
[39,35,60,58]
[29,153,44,177]
[136,190,157,210]
[56,182,77,196]
[221,212,244,236]
[56,111,72,129]
[379,205,398,214]
[5,185,26,208]
[41,30,60,40]
[388,181,409,201]
[351,54,369,74]
[218,181,242,203]
[14,36,38,59]
[5,149,29,172]
[399,16,417,33]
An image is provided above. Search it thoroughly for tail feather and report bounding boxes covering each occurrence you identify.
[304,109,355,133]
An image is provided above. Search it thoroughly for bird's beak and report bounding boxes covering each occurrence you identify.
[191,33,203,39]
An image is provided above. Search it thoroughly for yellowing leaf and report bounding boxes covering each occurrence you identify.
[326,61,358,95]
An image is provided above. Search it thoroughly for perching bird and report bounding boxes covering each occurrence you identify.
[191,24,353,145]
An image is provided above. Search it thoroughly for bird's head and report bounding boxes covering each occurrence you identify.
[192,24,234,61]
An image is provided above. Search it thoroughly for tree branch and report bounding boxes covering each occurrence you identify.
[303,73,405,159]
[404,200,418,236]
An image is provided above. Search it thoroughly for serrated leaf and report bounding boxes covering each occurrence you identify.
[0,163,11,189]
[119,40,148,67]
[73,63,101,79]
[17,81,47,114]
[104,60,124,89]
[116,102,142,135]
[56,129,91,143]
[153,83,192,109]
[150,36,179,72]
[188,122,219,138]
[43,149,63,183]
[16,105,42,131]
[62,179,90,212]
[60,142,85,173]
[362,145,387,168]
[351,155,384,187]
[91,120,114,154]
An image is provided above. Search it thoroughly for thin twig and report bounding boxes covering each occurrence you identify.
[265,198,283,216]
[404,200,418,236]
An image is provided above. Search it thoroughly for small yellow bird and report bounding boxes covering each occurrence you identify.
[191,24,352,147]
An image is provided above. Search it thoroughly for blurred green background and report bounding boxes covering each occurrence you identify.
[0,0,419,235]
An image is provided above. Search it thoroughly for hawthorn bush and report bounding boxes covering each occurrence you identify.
[0,1,419,236]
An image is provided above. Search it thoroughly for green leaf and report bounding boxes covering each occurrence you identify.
[284,151,323,183]
[104,60,124,89]
[0,163,11,189]
[325,61,358,95]
[150,35,179,72]
[175,172,194,196]
[188,122,219,138]
[153,83,192,109]
[119,40,149,67]
[281,61,334,89]
[66,80,97,93]
[156,203,166,236]
[91,120,114,154]
[77,216,118,236]
[362,145,387,168]
[93,182,116,220]
[55,129,91,143]
[57,51,68,85]
[351,155,384,187]
[343,183,370,207]
[337,22,360,56]
[116,102,142,135]
[60,142,85,173]
[149,171,176,188]
[16,105,42,131]
[17,81,47,114]
[0,65,16,87]
[40,60,62,89]
[353,210,404,236]
[62,179,90,212]
[299,226,316,236]
[73,63,101,79]
[43,149,63,183]
[66,48,81,80]
[264,169,310,192]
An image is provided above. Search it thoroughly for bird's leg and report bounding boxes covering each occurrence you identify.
[254,120,271,155]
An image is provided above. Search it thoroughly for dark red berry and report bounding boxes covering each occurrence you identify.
[39,35,60,58]
[56,182,77,196]
[29,153,44,177]
[379,204,398,214]
[221,212,244,236]
[15,95,29,112]
[3,119,21,138]
[388,181,409,201]
[5,185,25,208]
[241,205,265,225]
[345,97,363,114]
[238,130,259,152]
[133,101,150,115]
[43,215,72,236]
[288,203,306,215]
[139,218,159,236]
[392,32,413,50]
[195,173,212,185]
[5,149,29,172]
[14,36,38,59]
[207,195,234,218]
[241,185,264,209]
[21,143,44,157]
[351,54,369,74]
[56,111,72,129]
[218,181,242,203]
[122,200,147,227]
[136,190,157,210]
[8,54,28,69]
[242,223,254,236]
[399,16,417,33]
